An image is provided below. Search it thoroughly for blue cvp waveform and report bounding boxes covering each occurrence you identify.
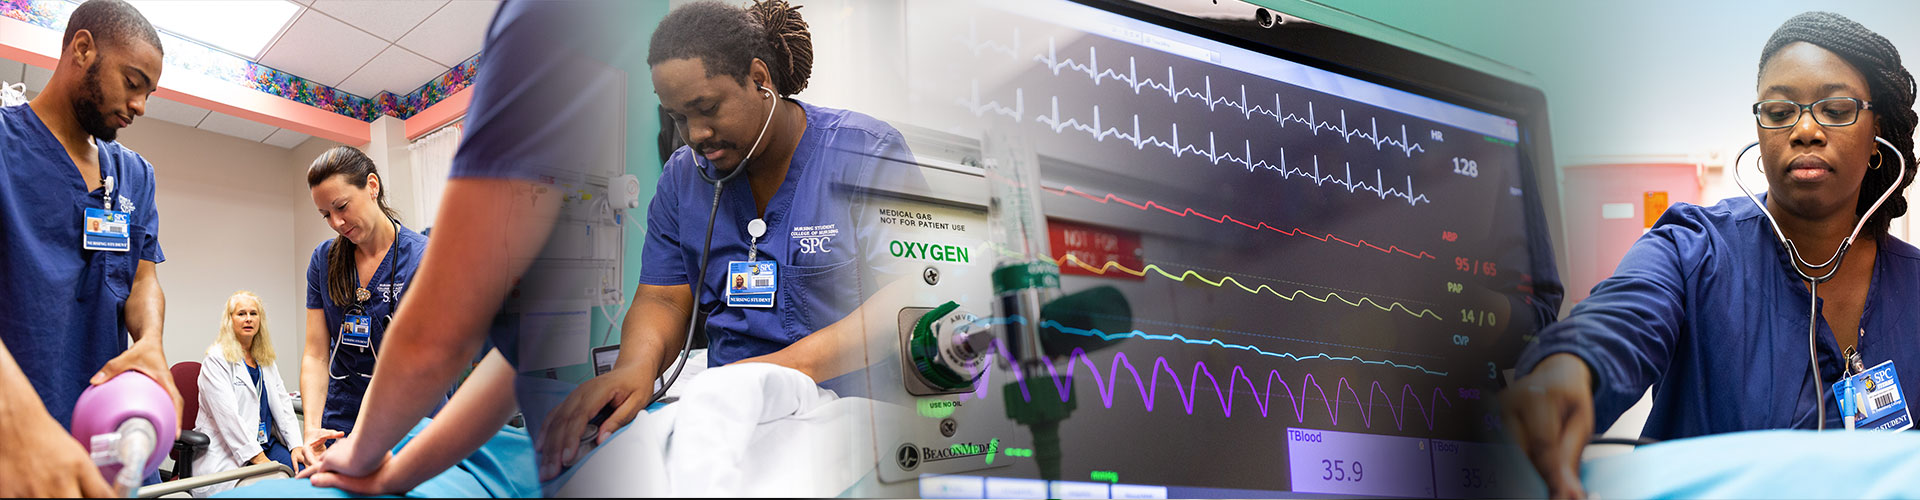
[974,315,1448,375]
[972,336,1454,430]
[957,82,1431,205]
[953,23,1427,157]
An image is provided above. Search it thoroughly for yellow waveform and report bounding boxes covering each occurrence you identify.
[1055,254,1443,321]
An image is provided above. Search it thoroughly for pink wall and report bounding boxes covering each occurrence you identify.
[1560,162,1701,306]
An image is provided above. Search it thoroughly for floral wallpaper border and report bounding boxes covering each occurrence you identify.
[1,0,477,122]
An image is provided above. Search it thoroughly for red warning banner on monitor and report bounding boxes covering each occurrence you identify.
[1048,219,1144,280]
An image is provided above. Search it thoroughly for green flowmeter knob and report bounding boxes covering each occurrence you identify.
[910,301,989,390]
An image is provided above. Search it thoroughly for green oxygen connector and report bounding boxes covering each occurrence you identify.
[909,301,991,391]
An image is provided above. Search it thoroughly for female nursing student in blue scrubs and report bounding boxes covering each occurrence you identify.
[241,0,608,493]
[191,291,303,496]
[535,0,924,477]
[298,146,436,459]
[1505,12,1920,499]
[0,1,178,495]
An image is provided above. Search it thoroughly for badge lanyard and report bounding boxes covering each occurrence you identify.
[253,366,271,445]
[746,218,766,261]
[328,221,402,380]
[726,218,777,308]
[81,172,133,253]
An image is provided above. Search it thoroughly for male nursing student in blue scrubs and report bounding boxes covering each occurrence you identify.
[294,146,438,468]
[0,1,180,496]
[1505,13,1920,500]
[534,0,926,479]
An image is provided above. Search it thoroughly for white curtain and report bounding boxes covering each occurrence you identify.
[407,123,463,230]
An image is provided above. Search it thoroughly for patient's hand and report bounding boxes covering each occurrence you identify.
[304,427,344,457]
[538,365,654,480]
[1503,353,1595,500]
[296,434,392,485]
[290,445,314,472]
[301,445,409,496]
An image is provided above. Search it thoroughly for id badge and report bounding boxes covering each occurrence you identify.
[258,419,270,445]
[81,208,131,252]
[339,314,373,348]
[1832,360,1913,431]
[724,261,777,308]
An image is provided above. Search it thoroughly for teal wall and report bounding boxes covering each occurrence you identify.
[549,1,671,383]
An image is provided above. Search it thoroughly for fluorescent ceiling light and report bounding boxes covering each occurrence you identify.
[122,0,302,60]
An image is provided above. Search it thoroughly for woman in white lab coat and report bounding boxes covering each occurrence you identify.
[190,291,304,496]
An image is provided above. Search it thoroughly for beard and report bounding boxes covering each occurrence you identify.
[69,62,118,142]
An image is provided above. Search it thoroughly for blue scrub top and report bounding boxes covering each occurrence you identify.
[1516,195,1920,439]
[0,104,164,427]
[305,223,431,433]
[636,100,921,367]
[448,0,632,370]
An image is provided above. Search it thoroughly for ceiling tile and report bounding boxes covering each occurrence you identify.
[256,10,389,87]
[336,46,444,97]
[310,0,449,42]
[23,64,52,93]
[136,96,210,128]
[395,0,497,66]
[290,0,315,4]
[197,111,278,142]
[263,128,313,148]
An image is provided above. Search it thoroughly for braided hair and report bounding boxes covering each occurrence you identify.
[1760,11,1918,238]
[648,0,814,96]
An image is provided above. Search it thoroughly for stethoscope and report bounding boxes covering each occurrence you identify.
[326,305,393,381]
[327,218,405,381]
[648,84,782,406]
[1730,136,1907,431]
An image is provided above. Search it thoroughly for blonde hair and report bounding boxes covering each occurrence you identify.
[214,290,276,367]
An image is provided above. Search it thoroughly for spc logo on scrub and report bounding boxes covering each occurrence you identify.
[792,224,839,254]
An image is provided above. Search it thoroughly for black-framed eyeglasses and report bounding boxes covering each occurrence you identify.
[1753,97,1873,129]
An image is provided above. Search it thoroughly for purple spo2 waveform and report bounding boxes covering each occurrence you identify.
[971,338,1453,431]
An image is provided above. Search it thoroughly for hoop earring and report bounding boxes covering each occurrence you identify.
[1872,149,1885,170]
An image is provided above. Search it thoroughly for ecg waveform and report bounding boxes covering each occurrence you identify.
[976,315,1447,375]
[976,340,1453,429]
[954,23,1428,157]
[1044,184,1437,260]
[1053,254,1443,320]
[959,85,1432,205]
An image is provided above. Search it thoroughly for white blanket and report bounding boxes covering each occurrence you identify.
[554,361,875,497]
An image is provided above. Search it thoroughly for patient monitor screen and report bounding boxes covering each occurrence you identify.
[900,0,1554,497]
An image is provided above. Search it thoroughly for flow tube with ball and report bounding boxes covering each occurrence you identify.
[981,130,1074,481]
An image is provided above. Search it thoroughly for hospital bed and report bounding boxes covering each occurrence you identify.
[138,463,293,498]
[1581,430,1920,498]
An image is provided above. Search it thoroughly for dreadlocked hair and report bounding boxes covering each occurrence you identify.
[648,0,813,96]
[1761,11,1918,238]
